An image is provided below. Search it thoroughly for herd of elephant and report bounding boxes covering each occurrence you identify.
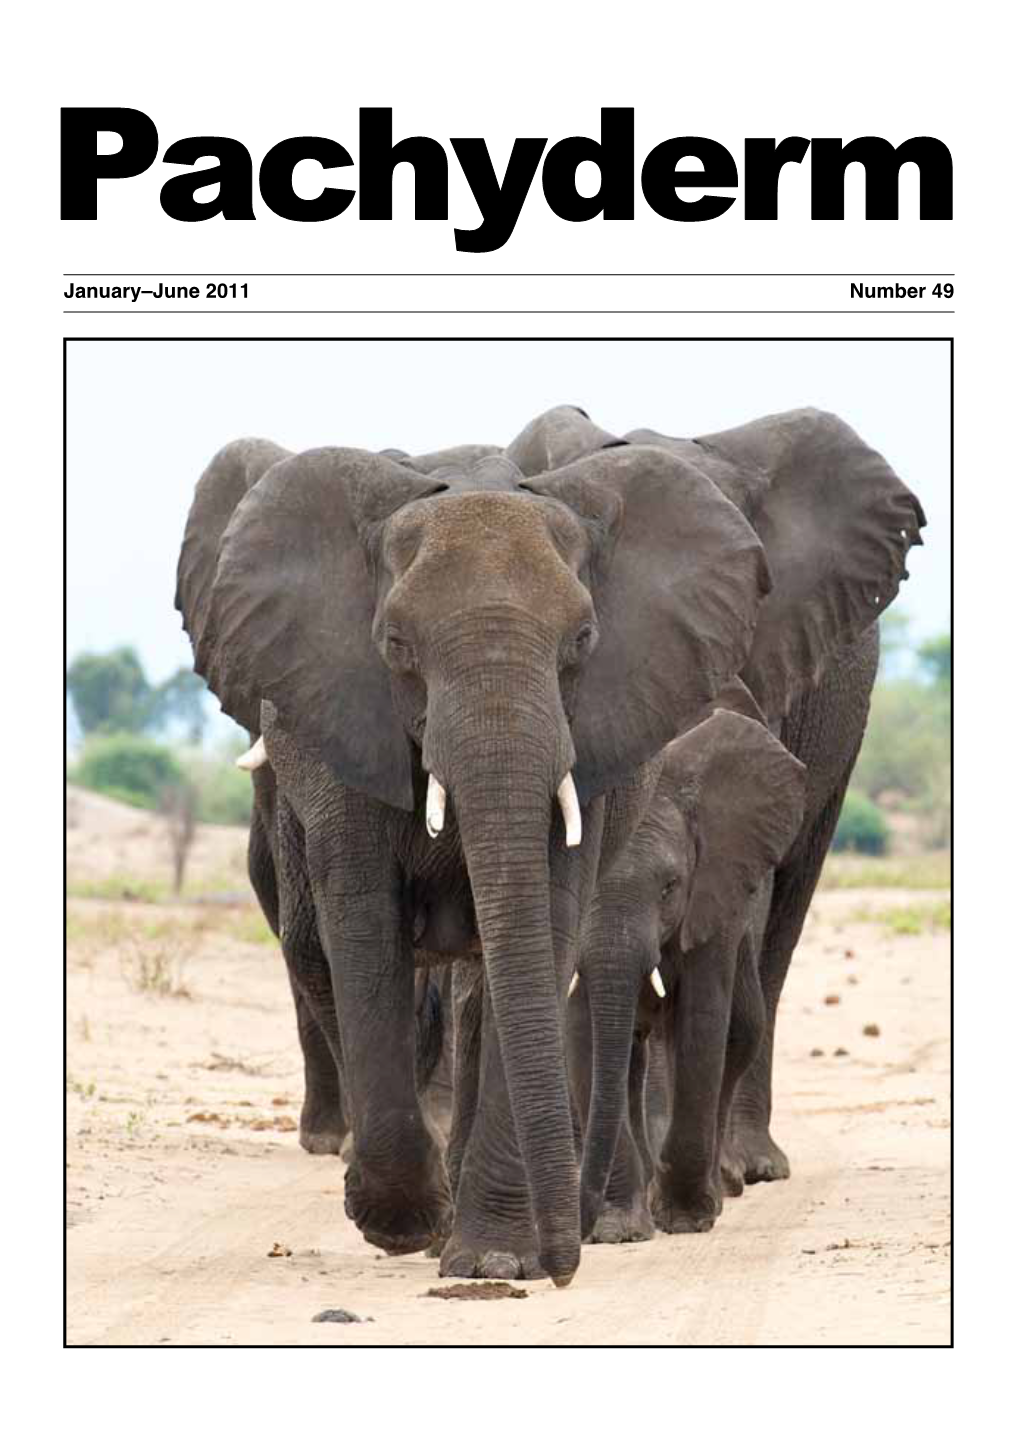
[176,403,925,1288]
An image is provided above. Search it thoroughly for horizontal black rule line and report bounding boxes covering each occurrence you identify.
[64,309,957,315]
[63,271,956,278]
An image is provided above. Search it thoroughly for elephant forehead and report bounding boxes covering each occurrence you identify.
[617,799,693,882]
[393,492,591,606]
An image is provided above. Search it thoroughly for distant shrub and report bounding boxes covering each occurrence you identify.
[72,733,184,811]
[853,680,948,803]
[194,761,253,826]
[833,790,890,856]
[70,735,253,828]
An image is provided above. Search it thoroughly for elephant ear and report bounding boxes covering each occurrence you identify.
[662,710,807,951]
[207,448,447,810]
[688,675,767,730]
[626,410,926,716]
[524,447,770,803]
[507,405,623,476]
[176,438,293,733]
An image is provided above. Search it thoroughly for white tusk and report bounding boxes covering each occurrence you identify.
[649,968,667,999]
[235,736,267,771]
[568,972,580,998]
[557,772,582,848]
[426,775,446,838]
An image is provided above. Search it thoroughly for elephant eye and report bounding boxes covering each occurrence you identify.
[660,878,679,900]
[385,630,415,669]
[574,621,598,655]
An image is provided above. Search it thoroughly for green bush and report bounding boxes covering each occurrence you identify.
[70,734,253,826]
[853,680,949,803]
[193,760,253,826]
[72,733,184,811]
[833,790,890,856]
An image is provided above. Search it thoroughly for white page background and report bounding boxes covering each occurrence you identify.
[5,0,1003,1423]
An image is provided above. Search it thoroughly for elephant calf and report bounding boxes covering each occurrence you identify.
[568,704,806,1243]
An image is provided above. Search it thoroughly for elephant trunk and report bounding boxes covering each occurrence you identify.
[579,961,639,1239]
[424,628,580,1286]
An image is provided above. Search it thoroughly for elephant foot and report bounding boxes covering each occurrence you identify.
[298,1093,348,1156]
[300,1127,342,1155]
[650,1177,722,1235]
[729,1127,790,1185]
[587,1199,655,1245]
[439,1233,544,1281]
[299,1111,348,1155]
[344,1155,452,1257]
[720,1147,746,1198]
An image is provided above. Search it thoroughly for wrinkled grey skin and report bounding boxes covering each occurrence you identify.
[176,424,770,1285]
[245,764,446,1157]
[568,703,808,1243]
[512,407,922,1224]
[572,630,881,1240]
[175,404,921,1285]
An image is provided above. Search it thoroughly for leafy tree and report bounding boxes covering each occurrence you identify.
[71,733,184,811]
[152,667,210,744]
[848,623,951,849]
[833,791,889,855]
[67,647,214,742]
[66,648,153,735]
[854,680,948,802]
[188,754,253,826]
[878,607,913,678]
[917,633,951,689]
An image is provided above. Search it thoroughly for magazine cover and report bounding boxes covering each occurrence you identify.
[15,0,992,1417]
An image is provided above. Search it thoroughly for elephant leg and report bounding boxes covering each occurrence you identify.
[566,974,594,1158]
[443,812,604,1280]
[445,961,484,1206]
[286,967,349,1157]
[247,794,280,936]
[718,931,766,1197]
[730,773,849,1184]
[567,979,652,1244]
[441,978,546,1279]
[629,1031,655,1180]
[255,795,348,1156]
[589,1033,655,1244]
[652,934,739,1234]
[304,813,451,1256]
[644,1028,672,1165]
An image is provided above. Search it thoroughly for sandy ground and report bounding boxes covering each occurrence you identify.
[65,872,950,1347]
[66,785,252,899]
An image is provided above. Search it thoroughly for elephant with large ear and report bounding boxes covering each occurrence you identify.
[176,435,769,1286]
[568,704,807,1243]
[520,404,924,1185]
[179,437,453,1159]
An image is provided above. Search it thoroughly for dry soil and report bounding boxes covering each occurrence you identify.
[65,790,950,1346]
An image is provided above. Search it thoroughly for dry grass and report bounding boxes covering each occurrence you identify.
[820,851,951,892]
[852,898,951,935]
[66,871,252,904]
[124,936,194,999]
[66,902,276,951]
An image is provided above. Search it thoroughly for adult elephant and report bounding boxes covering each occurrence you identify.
[245,761,447,1157]
[515,405,924,1217]
[176,430,770,1285]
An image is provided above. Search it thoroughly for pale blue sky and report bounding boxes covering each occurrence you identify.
[66,339,950,713]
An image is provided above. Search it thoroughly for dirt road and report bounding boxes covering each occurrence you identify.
[66,888,950,1346]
